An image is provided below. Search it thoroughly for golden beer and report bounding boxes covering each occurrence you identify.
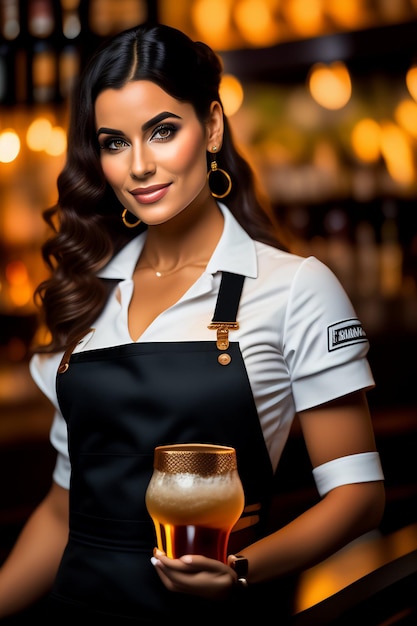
[145,444,244,563]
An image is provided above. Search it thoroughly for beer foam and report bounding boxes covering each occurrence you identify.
[146,471,244,526]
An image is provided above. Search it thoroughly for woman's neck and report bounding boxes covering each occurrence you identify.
[141,197,224,269]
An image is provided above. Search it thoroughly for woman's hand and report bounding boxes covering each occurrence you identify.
[151,549,236,600]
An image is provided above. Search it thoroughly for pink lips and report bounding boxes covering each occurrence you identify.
[129,183,171,205]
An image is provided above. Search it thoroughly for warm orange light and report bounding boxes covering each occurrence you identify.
[59,47,80,97]
[351,118,381,162]
[61,0,80,10]
[234,0,279,47]
[380,121,415,185]
[8,283,33,307]
[395,99,417,140]
[191,0,233,48]
[283,0,324,38]
[405,65,417,102]
[45,126,67,156]
[5,260,28,285]
[88,0,146,36]
[0,129,20,163]
[5,261,32,307]
[220,74,244,116]
[26,117,53,151]
[25,118,67,156]
[323,0,370,30]
[32,48,56,87]
[308,61,352,110]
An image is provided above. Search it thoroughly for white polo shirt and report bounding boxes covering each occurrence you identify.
[30,204,378,492]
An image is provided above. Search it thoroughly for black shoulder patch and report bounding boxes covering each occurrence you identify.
[328,319,368,351]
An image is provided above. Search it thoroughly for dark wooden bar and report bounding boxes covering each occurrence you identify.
[292,523,417,625]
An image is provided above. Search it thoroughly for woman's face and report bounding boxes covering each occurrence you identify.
[95,80,222,225]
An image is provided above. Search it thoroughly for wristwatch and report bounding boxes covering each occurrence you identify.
[231,554,249,588]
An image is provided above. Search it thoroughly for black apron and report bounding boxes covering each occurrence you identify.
[48,272,279,624]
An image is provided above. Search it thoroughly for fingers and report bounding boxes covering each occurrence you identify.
[150,549,235,599]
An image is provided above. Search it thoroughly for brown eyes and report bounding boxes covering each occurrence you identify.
[99,122,179,152]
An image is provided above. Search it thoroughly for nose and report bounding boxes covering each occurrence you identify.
[130,144,156,179]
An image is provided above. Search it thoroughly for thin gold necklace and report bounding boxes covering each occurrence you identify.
[143,256,208,278]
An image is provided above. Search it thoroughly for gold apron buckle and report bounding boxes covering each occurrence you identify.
[208,321,239,350]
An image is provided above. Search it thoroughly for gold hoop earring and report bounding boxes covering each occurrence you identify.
[207,148,232,199]
[122,208,141,228]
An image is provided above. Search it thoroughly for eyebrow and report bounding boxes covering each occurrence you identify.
[96,111,181,138]
[142,111,181,131]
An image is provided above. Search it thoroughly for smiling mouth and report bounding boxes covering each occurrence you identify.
[129,183,171,204]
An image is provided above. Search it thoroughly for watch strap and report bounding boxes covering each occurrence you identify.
[231,554,249,588]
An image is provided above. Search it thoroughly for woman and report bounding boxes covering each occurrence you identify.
[0,23,384,624]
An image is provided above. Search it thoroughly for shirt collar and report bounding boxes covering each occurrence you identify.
[206,203,257,278]
[97,203,258,281]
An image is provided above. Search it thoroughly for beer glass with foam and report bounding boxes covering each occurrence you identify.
[145,443,244,563]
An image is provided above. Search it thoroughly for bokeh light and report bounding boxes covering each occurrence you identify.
[405,65,417,102]
[26,117,53,151]
[0,129,21,163]
[220,74,244,116]
[380,121,414,185]
[308,61,352,110]
[45,126,67,156]
[233,0,279,47]
[351,118,381,162]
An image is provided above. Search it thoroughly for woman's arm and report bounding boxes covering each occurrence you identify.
[240,390,385,582]
[151,390,385,595]
[0,482,69,618]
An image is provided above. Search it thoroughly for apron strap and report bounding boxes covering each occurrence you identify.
[208,272,245,350]
[211,271,245,323]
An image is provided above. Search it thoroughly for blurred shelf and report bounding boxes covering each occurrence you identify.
[221,19,417,83]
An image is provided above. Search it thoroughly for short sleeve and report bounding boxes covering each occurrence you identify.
[30,352,71,489]
[50,410,71,489]
[283,257,375,412]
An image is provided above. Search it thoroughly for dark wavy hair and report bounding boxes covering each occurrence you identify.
[34,22,287,353]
